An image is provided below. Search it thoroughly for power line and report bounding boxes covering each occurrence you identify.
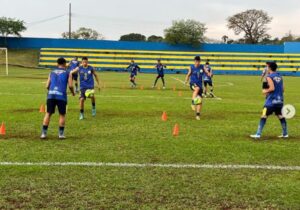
[26,14,67,26]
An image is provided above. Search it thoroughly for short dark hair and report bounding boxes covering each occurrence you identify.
[157,59,161,62]
[194,56,201,61]
[269,62,278,71]
[57,57,66,65]
[206,62,210,65]
[82,57,88,61]
[74,56,78,60]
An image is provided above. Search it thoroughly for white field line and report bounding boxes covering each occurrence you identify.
[0,162,299,171]
[171,77,223,100]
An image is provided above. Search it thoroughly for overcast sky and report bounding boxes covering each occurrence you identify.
[1,0,300,41]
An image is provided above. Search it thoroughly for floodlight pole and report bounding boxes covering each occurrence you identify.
[69,3,72,39]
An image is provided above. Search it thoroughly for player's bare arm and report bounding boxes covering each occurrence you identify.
[262,77,275,94]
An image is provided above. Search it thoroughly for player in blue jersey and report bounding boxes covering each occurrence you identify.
[40,57,75,139]
[71,57,101,120]
[203,62,214,97]
[152,59,166,89]
[68,56,80,93]
[126,60,140,88]
[250,62,288,139]
[185,56,212,120]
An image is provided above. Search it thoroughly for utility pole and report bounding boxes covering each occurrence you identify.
[69,3,71,39]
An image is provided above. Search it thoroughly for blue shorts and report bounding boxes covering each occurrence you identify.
[157,74,164,78]
[130,74,136,78]
[72,73,78,81]
[190,83,203,96]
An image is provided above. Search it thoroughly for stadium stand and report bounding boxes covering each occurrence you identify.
[39,48,300,75]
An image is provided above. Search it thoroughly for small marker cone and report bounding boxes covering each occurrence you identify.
[0,122,6,135]
[140,85,144,90]
[157,87,161,90]
[172,124,179,136]
[173,86,176,91]
[39,104,46,113]
[161,111,167,121]
[178,91,182,97]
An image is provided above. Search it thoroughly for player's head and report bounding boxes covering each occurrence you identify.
[268,62,277,72]
[57,57,67,68]
[194,56,201,66]
[205,62,210,67]
[157,59,161,64]
[131,59,135,64]
[82,57,88,67]
[74,56,78,61]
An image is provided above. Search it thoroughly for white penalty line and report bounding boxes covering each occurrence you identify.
[0,162,299,171]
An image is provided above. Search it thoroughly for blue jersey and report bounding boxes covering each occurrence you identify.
[47,68,69,102]
[265,72,284,107]
[190,64,204,86]
[203,66,212,81]
[69,60,80,70]
[156,64,166,75]
[127,63,140,76]
[79,65,95,90]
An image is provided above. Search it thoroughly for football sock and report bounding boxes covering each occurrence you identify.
[279,118,288,136]
[256,118,267,135]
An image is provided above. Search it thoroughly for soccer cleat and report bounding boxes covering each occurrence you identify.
[210,92,215,98]
[250,134,261,139]
[92,108,96,117]
[191,105,196,111]
[196,116,201,120]
[79,113,84,120]
[163,86,166,90]
[40,133,47,139]
[278,134,289,138]
[58,134,66,139]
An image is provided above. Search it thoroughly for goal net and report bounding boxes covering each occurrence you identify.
[0,48,8,76]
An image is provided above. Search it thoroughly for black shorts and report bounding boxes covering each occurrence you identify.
[47,99,67,115]
[72,74,78,81]
[262,106,283,117]
[204,81,213,87]
[262,82,269,89]
[157,74,164,78]
[190,83,203,97]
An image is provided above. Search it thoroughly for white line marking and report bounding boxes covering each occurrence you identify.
[171,77,223,100]
[0,162,299,171]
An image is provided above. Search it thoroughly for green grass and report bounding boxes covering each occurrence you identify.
[0,66,299,209]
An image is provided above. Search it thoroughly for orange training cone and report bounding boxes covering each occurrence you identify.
[161,111,167,121]
[178,91,182,97]
[0,122,6,135]
[39,104,46,113]
[157,86,161,90]
[140,85,144,90]
[172,124,179,136]
[173,86,176,91]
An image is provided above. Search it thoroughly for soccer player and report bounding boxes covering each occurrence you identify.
[250,62,288,139]
[203,62,214,97]
[68,56,80,93]
[261,62,270,89]
[40,57,75,139]
[152,59,166,89]
[71,57,101,120]
[126,60,140,88]
[185,56,212,120]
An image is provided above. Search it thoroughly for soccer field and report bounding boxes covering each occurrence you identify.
[0,66,299,209]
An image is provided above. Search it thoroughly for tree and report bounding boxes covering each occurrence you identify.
[147,35,164,42]
[221,35,229,44]
[0,17,26,37]
[227,9,272,44]
[62,27,104,40]
[119,33,146,41]
[164,19,206,47]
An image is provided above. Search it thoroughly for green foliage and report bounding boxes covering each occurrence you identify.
[147,35,164,42]
[119,33,146,41]
[0,17,26,37]
[62,27,104,40]
[164,19,206,47]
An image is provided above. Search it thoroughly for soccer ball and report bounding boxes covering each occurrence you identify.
[85,89,95,98]
[193,96,202,105]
